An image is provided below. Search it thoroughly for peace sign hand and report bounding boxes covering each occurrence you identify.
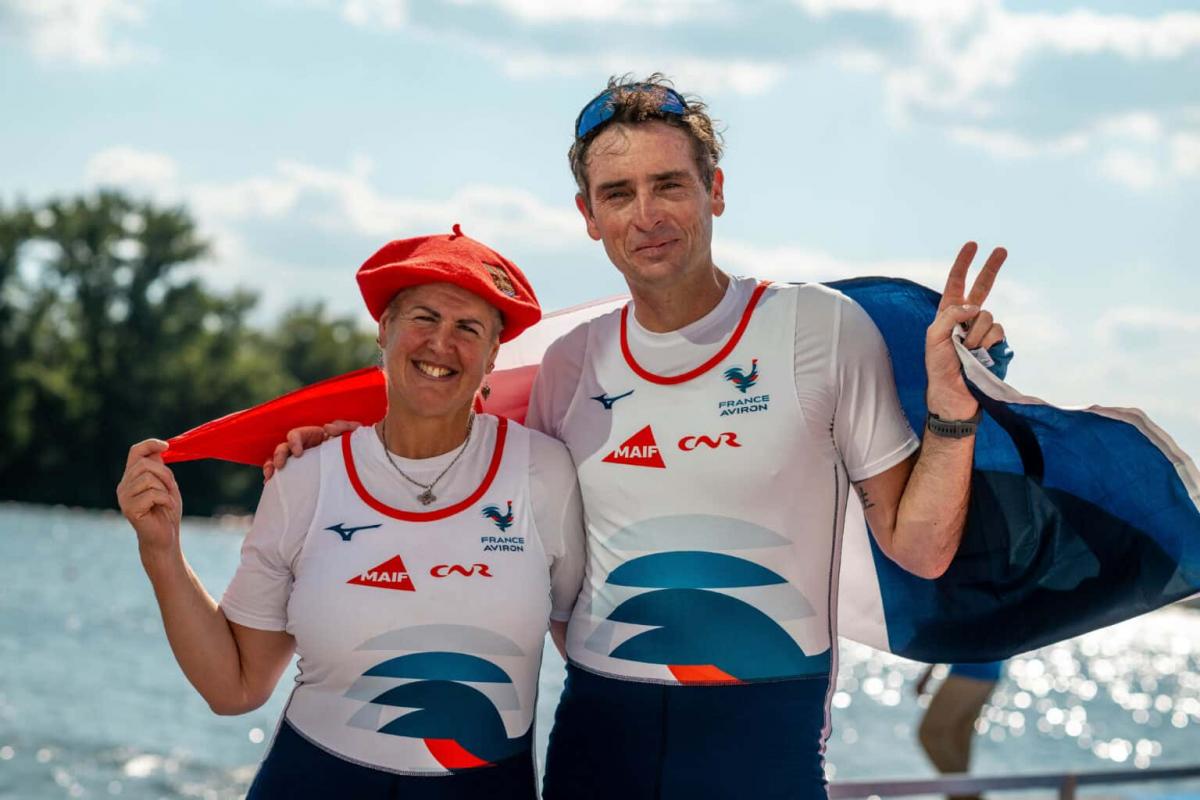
[925,242,1008,420]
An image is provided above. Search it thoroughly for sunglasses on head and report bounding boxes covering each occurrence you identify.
[574,84,689,140]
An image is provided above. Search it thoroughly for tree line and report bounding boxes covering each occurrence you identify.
[0,191,377,516]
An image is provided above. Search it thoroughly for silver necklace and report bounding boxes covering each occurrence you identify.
[378,414,475,506]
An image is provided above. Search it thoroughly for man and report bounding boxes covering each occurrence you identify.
[271,75,1007,798]
[529,76,1004,799]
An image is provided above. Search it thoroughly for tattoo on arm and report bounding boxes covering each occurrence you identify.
[855,483,875,511]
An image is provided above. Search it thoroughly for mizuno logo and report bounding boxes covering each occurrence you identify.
[325,522,382,542]
[723,359,759,394]
[602,425,666,468]
[678,432,742,451]
[591,390,634,410]
[347,556,415,591]
[431,563,493,578]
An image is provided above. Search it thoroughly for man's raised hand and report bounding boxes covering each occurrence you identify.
[925,242,1007,420]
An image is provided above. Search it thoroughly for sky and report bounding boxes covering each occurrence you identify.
[2,0,1199,460]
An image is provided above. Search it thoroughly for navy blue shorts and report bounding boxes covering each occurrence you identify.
[542,664,830,800]
[246,719,537,799]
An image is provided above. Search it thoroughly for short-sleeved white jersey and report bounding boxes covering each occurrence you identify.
[527,276,918,686]
[220,416,584,774]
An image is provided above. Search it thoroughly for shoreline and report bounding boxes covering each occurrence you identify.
[2,500,1197,611]
[0,499,254,533]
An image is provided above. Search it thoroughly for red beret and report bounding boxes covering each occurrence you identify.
[356,224,541,343]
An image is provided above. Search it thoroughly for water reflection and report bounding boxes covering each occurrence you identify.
[826,605,1200,779]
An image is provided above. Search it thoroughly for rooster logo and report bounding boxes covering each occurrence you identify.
[723,359,759,394]
[481,501,514,532]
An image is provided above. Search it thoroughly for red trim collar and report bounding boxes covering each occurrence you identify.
[341,417,508,522]
[619,281,769,385]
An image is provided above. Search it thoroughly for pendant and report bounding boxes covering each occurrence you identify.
[417,488,436,506]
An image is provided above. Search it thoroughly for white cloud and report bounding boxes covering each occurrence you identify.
[447,0,723,24]
[832,46,889,74]
[894,6,1200,117]
[1095,112,1164,143]
[83,147,583,248]
[787,1,1200,189]
[796,0,985,28]
[1055,306,1200,454]
[1173,132,1200,176]
[1094,306,1200,344]
[78,146,581,285]
[945,110,1200,191]
[190,176,303,220]
[496,48,784,95]
[8,0,153,66]
[1098,149,1161,191]
[946,127,1088,160]
[318,0,781,95]
[337,0,721,27]
[194,157,582,248]
[713,238,1050,340]
[339,0,407,28]
[715,239,948,286]
[85,147,179,189]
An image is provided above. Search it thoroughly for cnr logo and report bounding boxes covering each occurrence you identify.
[430,563,493,578]
[677,432,742,451]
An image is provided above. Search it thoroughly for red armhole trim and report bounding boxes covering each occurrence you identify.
[619,281,770,385]
[341,417,508,522]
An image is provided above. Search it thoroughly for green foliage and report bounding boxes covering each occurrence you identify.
[0,191,376,515]
[273,302,380,389]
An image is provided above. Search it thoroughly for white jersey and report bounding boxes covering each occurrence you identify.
[528,276,918,686]
[221,416,584,774]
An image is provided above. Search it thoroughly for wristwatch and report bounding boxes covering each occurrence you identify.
[925,408,982,439]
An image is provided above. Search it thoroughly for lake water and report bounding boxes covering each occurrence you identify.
[1,503,1198,799]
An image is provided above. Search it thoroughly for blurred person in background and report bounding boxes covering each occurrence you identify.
[915,661,1006,800]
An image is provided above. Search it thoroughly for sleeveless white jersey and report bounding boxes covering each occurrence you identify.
[279,418,551,774]
[556,279,913,686]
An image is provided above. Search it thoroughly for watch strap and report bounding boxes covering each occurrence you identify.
[926,408,982,439]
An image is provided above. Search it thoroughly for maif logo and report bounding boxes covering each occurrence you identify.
[723,359,759,394]
[431,563,493,578]
[678,432,742,451]
[602,425,666,468]
[348,555,416,591]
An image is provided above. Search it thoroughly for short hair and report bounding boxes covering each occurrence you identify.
[569,73,724,205]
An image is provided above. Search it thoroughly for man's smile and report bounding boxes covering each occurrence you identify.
[634,237,679,257]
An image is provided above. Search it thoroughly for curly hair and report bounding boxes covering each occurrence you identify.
[569,73,724,205]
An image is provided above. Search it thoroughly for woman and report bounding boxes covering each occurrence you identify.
[117,226,585,799]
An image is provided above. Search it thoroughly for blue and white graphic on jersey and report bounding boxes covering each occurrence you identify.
[280,418,550,774]
[560,278,917,686]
